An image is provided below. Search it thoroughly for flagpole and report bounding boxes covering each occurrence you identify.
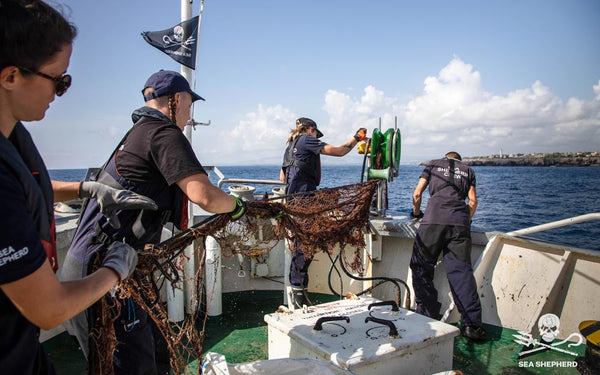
[178,0,195,321]
[167,0,191,324]
[141,1,206,320]
[181,0,193,143]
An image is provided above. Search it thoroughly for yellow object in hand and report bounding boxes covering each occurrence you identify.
[357,141,368,154]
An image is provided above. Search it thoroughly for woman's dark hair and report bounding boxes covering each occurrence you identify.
[0,0,77,71]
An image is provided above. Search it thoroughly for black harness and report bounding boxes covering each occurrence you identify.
[87,167,173,248]
[78,117,179,249]
[282,135,318,185]
[430,158,467,200]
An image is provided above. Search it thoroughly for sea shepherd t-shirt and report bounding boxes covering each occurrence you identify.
[0,161,55,374]
[420,158,476,227]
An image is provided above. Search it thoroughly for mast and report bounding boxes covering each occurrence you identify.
[171,0,203,320]
[181,0,194,142]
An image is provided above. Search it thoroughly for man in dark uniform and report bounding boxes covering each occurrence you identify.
[61,70,246,375]
[280,117,366,308]
[410,151,486,341]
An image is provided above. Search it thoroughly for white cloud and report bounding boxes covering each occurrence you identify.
[200,58,600,165]
[327,58,600,158]
[198,104,295,165]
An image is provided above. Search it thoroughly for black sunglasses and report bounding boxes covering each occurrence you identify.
[19,67,72,96]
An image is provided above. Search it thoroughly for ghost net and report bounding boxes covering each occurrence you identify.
[87,180,379,375]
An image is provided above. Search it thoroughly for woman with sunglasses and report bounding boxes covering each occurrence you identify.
[0,1,155,373]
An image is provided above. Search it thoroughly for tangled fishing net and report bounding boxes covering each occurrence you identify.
[88,180,379,374]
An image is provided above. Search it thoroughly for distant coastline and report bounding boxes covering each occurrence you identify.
[462,152,600,167]
[419,152,600,167]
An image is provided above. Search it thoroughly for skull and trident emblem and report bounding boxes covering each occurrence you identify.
[162,25,195,51]
[513,313,584,357]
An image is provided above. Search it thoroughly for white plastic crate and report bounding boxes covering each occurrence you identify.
[264,297,459,375]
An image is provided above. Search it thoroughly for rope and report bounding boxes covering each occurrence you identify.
[89,180,379,374]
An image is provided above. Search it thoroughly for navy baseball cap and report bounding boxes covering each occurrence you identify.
[296,117,323,138]
[142,70,204,102]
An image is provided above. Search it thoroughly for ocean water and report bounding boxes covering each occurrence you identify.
[49,165,600,251]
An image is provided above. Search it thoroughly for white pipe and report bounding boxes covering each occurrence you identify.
[205,236,222,316]
[166,280,185,322]
[506,213,600,237]
[161,227,185,322]
[183,244,195,313]
[284,239,292,307]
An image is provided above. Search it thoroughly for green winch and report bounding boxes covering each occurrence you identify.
[364,127,401,182]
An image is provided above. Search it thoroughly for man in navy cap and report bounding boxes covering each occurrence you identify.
[62,70,246,375]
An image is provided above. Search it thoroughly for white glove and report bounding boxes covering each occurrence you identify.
[80,181,157,229]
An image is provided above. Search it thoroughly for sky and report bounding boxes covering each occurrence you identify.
[30,0,600,169]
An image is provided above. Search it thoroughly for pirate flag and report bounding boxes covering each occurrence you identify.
[142,16,199,69]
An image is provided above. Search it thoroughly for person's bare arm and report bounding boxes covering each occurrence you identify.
[412,177,428,215]
[1,261,119,330]
[177,173,236,214]
[321,137,358,157]
[51,180,80,202]
[467,185,477,220]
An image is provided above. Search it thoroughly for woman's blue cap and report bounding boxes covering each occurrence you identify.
[142,70,204,102]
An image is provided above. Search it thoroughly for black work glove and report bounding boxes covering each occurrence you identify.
[101,241,138,281]
[228,196,246,220]
[79,181,158,229]
[410,210,424,219]
[354,128,367,142]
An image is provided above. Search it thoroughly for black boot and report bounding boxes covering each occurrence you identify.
[291,287,307,309]
[463,325,487,341]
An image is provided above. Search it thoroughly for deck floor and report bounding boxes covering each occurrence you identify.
[44,290,585,374]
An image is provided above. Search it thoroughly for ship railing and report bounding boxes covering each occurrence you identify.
[470,212,600,336]
[203,166,286,190]
[506,212,600,237]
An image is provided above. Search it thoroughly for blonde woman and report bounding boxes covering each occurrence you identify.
[280,117,366,307]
